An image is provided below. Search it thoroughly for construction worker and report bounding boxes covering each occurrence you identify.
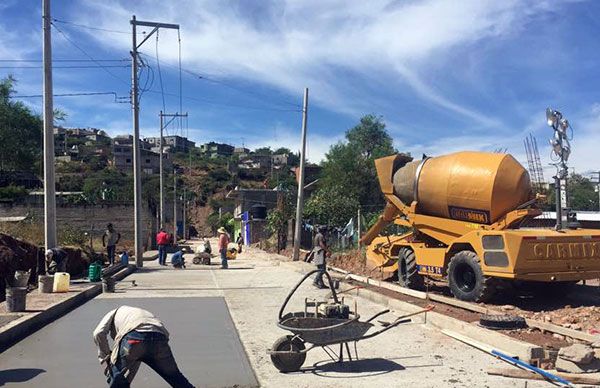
[45,247,69,274]
[93,305,194,388]
[170,250,186,269]
[102,223,121,266]
[156,228,170,266]
[312,226,330,289]
[217,227,230,269]
[236,233,244,254]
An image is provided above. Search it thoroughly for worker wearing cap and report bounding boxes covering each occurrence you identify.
[217,227,230,269]
[312,226,330,289]
[45,247,69,274]
[102,223,121,266]
[93,305,194,387]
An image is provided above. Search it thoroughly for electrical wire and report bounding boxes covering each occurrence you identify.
[155,30,166,113]
[52,18,135,35]
[12,91,131,103]
[0,59,128,62]
[0,65,130,69]
[51,22,130,86]
[178,29,183,135]
[137,52,301,109]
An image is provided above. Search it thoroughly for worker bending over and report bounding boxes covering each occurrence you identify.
[45,247,69,274]
[93,305,194,387]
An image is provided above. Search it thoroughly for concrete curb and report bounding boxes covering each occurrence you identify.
[280,260,543,363]
[0,264,136,352]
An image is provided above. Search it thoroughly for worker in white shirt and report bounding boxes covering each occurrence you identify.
[92,305,194,387]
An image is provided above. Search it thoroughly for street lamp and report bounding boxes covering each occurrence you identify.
[546,108,572,229]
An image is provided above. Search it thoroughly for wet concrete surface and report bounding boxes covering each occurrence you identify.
[0,297,258,388]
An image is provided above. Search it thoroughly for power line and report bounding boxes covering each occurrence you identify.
[0,59,128,62]
[12,91,130,102]
[52,18,135,35]
[51,22,130,86]
[0,65,130,69]
[154,30,166,113]
[137,52,301,109]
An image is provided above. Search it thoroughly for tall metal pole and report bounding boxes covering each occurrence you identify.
[182,187,186,240]
[131,15,143,267]
[42,0,57,250]
[357,207,361,248]
[293,88,309,261]
[173,169,177,244]
[159,110,164,228]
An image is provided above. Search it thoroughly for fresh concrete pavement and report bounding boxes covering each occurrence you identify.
[0,240,546,387]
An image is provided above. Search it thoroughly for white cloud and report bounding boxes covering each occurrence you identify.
[73,0,564,126]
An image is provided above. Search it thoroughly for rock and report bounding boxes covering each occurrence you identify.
[558,344,595,364]
[571,324,582,331]
[553,333,565,340]
[591,341,600,349]
[501,305,515,311]
[555,357,600,374]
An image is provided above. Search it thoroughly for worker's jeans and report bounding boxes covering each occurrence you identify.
[158,245,167,266]
[113,331,194,388]
[220,249,228,269]
[107,245,116,265]
[313,264,326,288]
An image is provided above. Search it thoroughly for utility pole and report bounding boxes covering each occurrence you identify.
[131,16,179,267]
[182,188,186,240]
[158,112,187,229]
[173,168,177,245]
[293,88,309,261]
[357,207,361,248]
[43,0,57,251]
[159,110,164,228]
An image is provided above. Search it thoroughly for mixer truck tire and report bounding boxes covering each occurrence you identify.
[448,250,496,302]
[397,248,424,290]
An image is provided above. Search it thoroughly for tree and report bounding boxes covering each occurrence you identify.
[305,185,360,226]
[254,146,272,155]
[319,114,407,214]
[546,173,598,211]
[0,76,42,172]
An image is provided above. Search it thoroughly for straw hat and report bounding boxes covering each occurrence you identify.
[217,227,227,234]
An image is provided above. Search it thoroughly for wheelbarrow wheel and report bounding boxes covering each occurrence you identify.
[270,335,306,373]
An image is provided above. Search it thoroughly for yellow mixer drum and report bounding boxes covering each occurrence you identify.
[393,151,532,224]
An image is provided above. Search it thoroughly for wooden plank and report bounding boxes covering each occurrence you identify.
[487,367,600,385]
[442,329,501,355]
[329,265,599,343]
[525,318,598,343]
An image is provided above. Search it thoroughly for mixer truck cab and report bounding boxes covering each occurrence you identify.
[361,151,600,303]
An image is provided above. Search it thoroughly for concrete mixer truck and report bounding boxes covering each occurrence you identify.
[360,151,600,302]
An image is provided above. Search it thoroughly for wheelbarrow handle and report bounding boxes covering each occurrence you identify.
[278,269,340,321]
[366,309,390,323]
[359,305,435,341]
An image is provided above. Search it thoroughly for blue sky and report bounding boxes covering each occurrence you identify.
[2,0,600,176]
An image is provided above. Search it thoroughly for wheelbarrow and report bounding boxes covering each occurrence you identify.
[269,269,434,372]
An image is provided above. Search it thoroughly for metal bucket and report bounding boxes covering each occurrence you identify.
[6,287,27,312]
[102,277,115,293]
[38,275,54,293]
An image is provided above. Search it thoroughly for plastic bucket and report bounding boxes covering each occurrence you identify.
[38,275,54,293]
[14,271,29,287]
[6,287,27,312]
[53,272,70,293]
[102,277,115,293]
[88,262,102,282]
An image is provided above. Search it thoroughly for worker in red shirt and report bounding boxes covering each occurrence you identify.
[217,227,230,269]
[156,228,170,266]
